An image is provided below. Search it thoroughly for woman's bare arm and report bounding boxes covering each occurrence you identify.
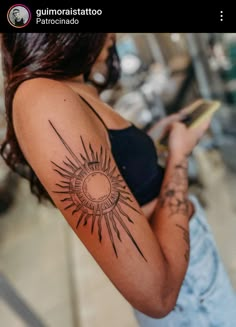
[150,153,191,307]
[149,118,212,309]
[13,78,194,318]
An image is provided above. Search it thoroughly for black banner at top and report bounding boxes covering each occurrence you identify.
[0,0,234,32]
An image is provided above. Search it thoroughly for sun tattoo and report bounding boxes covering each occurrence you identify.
[49,120,146,261]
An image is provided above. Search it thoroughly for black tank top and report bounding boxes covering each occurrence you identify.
[79,95,164,206]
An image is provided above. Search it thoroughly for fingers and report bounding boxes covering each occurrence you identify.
[153,114,184,140]
[190,118,212,147]
[179,99,203,115]
[192,115,212,135]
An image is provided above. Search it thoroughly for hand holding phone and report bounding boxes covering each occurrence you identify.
[157,99,221,151]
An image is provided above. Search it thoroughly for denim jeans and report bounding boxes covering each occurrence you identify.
[133,195,236,327]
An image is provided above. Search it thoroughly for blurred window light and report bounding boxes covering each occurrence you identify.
[121,54,142,75]
[171,33,181,43]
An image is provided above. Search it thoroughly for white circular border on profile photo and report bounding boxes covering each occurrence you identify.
[7,4,31,28]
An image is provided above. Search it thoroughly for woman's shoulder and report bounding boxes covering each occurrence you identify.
[13,77,107,146]
[14,77,78,110]
[13,77,90,129]
[17,77,64,89]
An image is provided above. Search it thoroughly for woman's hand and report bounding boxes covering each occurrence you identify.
[168,118,212,157]
[147,112,184,141]
[148,99,206,142]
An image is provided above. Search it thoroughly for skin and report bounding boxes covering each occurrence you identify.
[11,34,212,318]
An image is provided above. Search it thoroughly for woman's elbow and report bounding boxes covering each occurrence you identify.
[133,293,177,319]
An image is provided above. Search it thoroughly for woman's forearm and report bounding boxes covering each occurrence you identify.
[150,152,192,303]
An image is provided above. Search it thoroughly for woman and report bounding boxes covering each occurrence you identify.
[1,33,235,326]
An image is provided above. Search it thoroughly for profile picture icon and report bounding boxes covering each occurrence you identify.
[7,4,31,28]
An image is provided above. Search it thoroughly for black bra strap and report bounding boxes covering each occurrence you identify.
[78,94,108,131]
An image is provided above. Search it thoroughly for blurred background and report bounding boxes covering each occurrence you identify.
[0,33,236,327]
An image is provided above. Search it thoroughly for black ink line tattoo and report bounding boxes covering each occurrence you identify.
[49,120,146,261]
[158,159,189,217]
[176,224,190,262]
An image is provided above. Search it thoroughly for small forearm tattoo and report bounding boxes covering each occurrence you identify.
[49,120,147,261]
[158,159,189,217]
[176,224,190,262]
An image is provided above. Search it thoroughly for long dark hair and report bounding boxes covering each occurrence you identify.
[0,33,107,204]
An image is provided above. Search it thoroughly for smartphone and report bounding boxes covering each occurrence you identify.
[157,99,221,149]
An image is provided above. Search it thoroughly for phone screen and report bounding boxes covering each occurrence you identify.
[181,102,215,127]
[158,100,221,149]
